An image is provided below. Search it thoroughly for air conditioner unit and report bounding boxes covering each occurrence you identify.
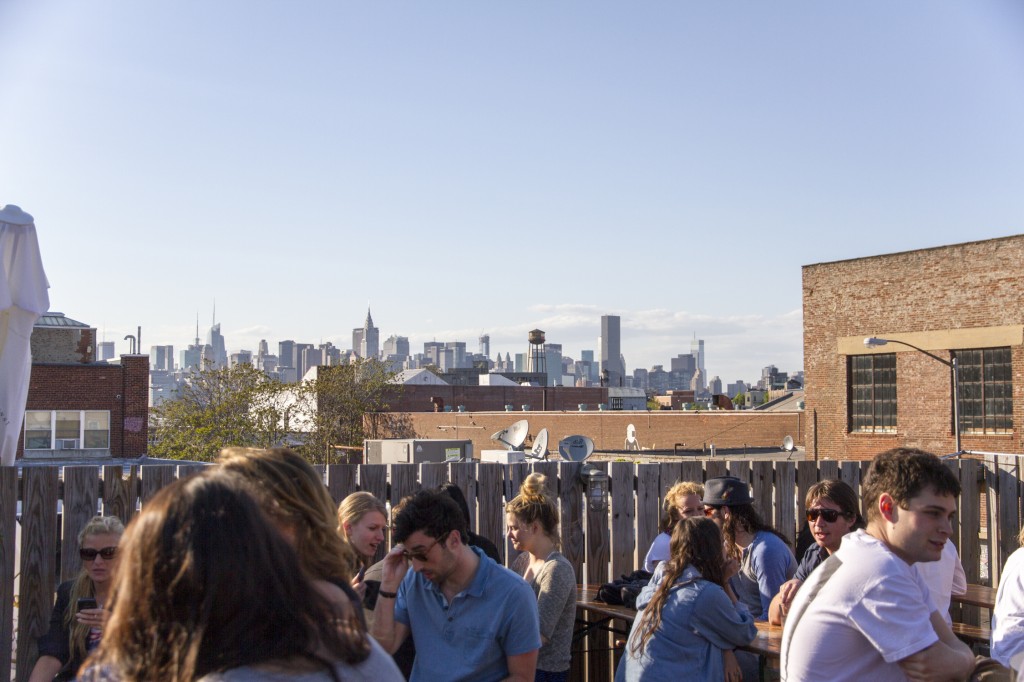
[56,439,80,450]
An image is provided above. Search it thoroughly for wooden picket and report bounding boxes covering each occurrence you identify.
[0,457,1019,681]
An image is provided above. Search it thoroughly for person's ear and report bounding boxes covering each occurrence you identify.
[879,494,896,522]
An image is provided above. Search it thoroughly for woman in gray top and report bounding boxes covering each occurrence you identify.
[507,473,577,682]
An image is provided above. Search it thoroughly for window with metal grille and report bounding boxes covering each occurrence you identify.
[849,354,897,433]
[957,347,1013,434]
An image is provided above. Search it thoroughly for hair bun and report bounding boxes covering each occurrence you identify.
[520,472,550,502]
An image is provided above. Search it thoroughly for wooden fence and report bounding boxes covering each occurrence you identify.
[2,456,1021,681]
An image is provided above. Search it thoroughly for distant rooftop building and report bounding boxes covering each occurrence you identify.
[390,369,449,386]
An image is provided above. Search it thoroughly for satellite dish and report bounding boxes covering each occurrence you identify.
[526,428,549,460]
[782,435,795,452]
[491,419,529,450]
[558,435,595,462]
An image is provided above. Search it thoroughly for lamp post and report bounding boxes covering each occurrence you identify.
[863,337,962,456]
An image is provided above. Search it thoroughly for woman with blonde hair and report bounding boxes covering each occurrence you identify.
[506,473,576,682]
[216,447,361,617]
[338,491,388,596]
[29,515,124,682]
[644,480,704,572]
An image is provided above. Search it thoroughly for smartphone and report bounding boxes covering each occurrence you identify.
[356,566,366,582]
[77,597,98,612]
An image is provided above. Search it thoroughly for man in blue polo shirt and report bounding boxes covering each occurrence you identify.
[371,489,540,682]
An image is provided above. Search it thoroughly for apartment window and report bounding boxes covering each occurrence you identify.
[957,347,1013,434]
[849,354,897,433]
[611,397,624,410]
[24,410,110,450]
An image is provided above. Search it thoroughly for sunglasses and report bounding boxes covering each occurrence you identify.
[80,547,117,561]
[806,509,846,523]
[703,506,722,517]
[401,533,448,562]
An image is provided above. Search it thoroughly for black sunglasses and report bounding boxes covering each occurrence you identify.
[806,509,846,523]
[80,547,117,561]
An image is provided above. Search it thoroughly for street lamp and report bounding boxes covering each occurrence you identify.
[863,337,962,457]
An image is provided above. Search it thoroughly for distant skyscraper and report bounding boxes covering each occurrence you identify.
[150,345,174,371]
[278,340,295,369]
[230,350,253,367]
[691,335,705,390]
[356,308,379,359]
[600,315,624,387]
[479,334,490,358]
[383,335,410,359]
[206,323,228,369]
[97,341,115,361]
[295,343,314,377]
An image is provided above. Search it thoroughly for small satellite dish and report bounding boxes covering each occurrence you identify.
[526,428,549,460]
[558,435,595,462]
[782,435,795,452]
[491,419,529,450]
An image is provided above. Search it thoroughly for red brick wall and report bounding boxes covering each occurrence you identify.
[384,385,608,413]
[803,236,1024,460]
[390,410,804,458]
[19,355,149,458]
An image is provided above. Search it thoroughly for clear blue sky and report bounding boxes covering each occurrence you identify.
[2,1,1022,384]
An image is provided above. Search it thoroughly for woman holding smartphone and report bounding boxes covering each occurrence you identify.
[29,515,124,682]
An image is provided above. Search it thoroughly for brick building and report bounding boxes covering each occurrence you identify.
[803,235,1024,460]
[394,410,804,459]
[18,313,149,460]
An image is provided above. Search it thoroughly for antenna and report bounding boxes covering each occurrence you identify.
[525,428,549,460]
[558,435,595,462]
[491,419,529,450]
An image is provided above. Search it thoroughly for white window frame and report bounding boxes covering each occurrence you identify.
[24,410,111,450]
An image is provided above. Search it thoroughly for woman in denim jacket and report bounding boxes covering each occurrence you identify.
[616,517,757,682]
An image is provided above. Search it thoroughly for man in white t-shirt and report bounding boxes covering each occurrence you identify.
[780,448,976,682]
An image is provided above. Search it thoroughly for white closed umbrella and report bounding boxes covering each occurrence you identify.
[0,205,49,467]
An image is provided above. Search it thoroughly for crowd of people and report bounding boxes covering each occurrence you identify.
[26,446,1024,681]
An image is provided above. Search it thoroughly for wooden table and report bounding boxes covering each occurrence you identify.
[954,583,997,610]
[575,586,782,679]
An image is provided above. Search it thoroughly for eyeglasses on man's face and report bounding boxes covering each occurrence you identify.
[806,508,846,523]
[401,532,449,562]
[703,506,723,517]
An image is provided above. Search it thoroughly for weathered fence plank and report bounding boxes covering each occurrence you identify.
[390,464,418,506]
[477,464,505,564]
[139,465,176,508]
[101,465,134,526]
[559,462,585,584]
[61,467,99,582]
[325,464,359,504]
[16,468,58,682]
[752,461,774,526]
[774,462,797,546]
[635,464,660,570]
[610,462,634,579]
[0,467,17,682]
[418,462,448,492]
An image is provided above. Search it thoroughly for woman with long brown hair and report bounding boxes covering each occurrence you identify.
[29,516,124,682]
[79,471,400,682]
[616,517,756,682]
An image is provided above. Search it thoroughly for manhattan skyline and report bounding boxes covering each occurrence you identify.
[3,2,1021,382]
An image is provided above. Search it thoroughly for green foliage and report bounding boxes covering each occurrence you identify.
[733,392,746,407]
[292,358,410,464]
[149,358,412,465]
[646,397,661,411]
[150,363,287,461]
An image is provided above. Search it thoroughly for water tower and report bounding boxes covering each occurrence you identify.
[528,329,546,377]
